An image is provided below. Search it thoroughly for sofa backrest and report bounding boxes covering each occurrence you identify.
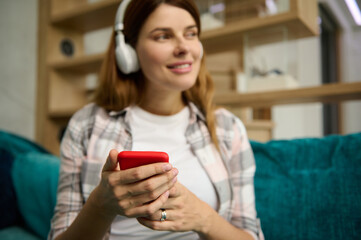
[251,133,361,240]
[0,130,59,239]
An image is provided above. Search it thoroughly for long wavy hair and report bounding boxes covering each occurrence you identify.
[94,0,219,149]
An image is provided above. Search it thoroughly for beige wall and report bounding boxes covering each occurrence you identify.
[0,0,38,140]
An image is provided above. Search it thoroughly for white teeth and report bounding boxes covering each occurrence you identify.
[171,64,190,69]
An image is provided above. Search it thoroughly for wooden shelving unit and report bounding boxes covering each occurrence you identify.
[51,0,122,32]
[38,0,353,154]
[49,53,104,74]
[202,0,319,54]
[214,82,361,108]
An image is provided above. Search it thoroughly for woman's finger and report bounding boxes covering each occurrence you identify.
[137,216,175,231]
[111,167,177,197]
[102,149,119,172]
[166,181,184,199]
[122,190,170,218]
[134,175,177,201]
[116,163,175,184]
[131,168,178,194]
[145,208,178,221]
[114,175,177,209]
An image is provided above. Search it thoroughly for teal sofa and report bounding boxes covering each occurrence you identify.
[252,134,361,239]
[1,130,360,240]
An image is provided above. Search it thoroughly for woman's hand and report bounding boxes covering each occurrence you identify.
[88,149,179,220]
[136,182,215,235]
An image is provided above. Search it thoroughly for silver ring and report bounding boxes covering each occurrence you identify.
[160,209,166,222]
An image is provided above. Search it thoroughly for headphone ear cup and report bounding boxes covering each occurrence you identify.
[115,33,140,74]
[199,41,204,59]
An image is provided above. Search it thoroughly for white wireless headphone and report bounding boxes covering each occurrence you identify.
[114,0,203,75]
[114,0,139,74]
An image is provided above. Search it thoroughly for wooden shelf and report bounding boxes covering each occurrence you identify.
[50,0,317,45]
[49,53,104,74]
[201,2,319,54]
[48,107,81,119]
[47,82,361,119]
[214,82,361,108]
[51,0,121,32]
[201,13,318,54]
[245,120,275,129]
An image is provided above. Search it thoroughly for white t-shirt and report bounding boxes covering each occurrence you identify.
[110,106,218,240]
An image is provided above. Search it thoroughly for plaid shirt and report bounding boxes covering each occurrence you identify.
[49,102,263,240]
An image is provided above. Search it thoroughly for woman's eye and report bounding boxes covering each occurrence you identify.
[154,34,170,41]
[185,31,197,38]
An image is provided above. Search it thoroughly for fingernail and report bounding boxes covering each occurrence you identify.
[163,164,172,172]
[172,168,178,176]
[164,190,170,198]
[172,177,177,183]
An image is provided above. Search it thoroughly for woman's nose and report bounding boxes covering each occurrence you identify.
[173,39,190,56]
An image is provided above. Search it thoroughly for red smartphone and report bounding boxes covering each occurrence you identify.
[117,151,169,170]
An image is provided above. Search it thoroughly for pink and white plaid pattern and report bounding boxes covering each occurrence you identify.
[49,102,263,240]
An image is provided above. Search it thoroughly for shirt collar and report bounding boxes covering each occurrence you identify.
[188,102,206,124]
[108,107,130,117]
[107,102,206,123]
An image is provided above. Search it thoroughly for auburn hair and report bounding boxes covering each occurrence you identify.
[93,0,219,149]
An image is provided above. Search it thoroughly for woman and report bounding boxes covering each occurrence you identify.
[49,0,263,239]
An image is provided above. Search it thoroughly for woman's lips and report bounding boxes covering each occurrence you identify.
[167,62,192,73]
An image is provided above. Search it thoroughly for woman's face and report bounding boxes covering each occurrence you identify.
[136,4,202,95]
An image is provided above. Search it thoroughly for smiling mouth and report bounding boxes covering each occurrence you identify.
[167,64,191,69]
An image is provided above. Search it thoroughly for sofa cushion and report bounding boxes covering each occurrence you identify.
[11,152,60,239]
[0,149,23,229]
[0,130,48,154]
[0,226,41,240]
[0,130,48,230]
[251,133,361,240]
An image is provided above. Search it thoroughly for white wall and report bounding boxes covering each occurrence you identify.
[272,37,323,139]
[0,0,38,140]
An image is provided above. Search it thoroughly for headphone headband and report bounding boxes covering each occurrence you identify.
[115,0,132,32]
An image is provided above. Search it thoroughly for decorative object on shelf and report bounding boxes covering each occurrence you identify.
[224,0,290,24]
[196,0,225,30]
[225,0,266,23]
[59,38,74,57]
[247,73,298,93]
[243,25,299,92]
